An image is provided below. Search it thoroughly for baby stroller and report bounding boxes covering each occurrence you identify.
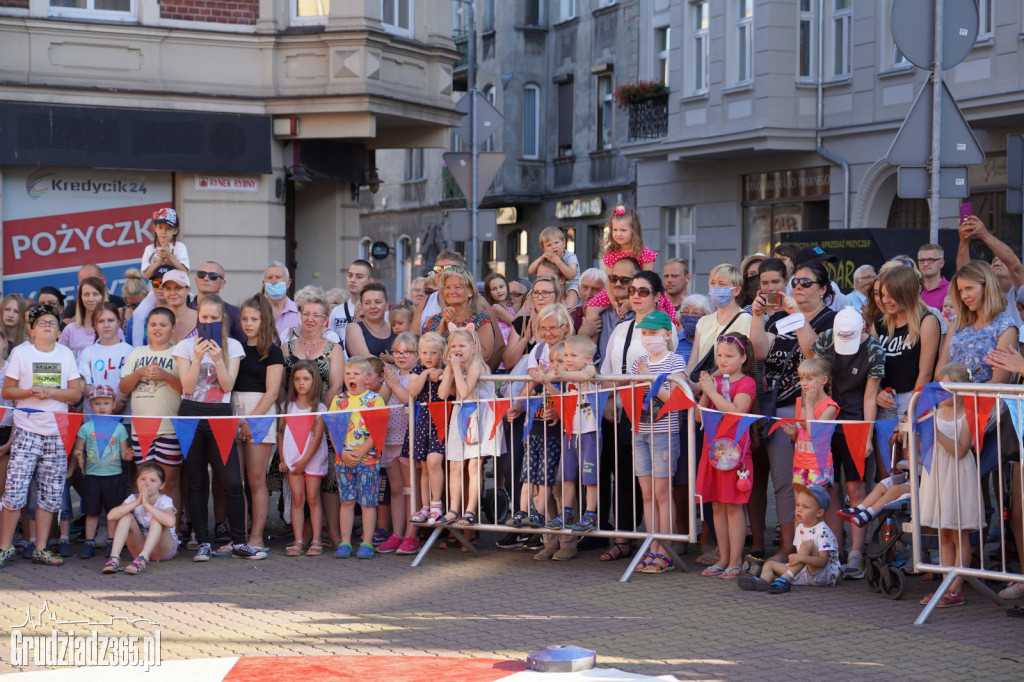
[864,496,913,599]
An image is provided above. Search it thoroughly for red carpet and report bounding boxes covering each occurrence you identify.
[224,655,528,681]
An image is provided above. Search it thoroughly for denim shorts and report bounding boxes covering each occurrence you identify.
[633,431,680,479]
[560,432,598,486]
[336,463,380,507]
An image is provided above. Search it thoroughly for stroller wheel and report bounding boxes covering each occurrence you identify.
[866,559,882,592]
[878,565,906,600]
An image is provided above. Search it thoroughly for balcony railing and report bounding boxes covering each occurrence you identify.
[627,91,669,141]
[453,29,469,70]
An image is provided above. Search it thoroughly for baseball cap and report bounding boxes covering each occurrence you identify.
[150,264,175,284]
[793,482,830,512]
[635,310,674,331]
[89,385,116,402]
[160,270,190,289]
[153,207,178,228]
[795,245,837,266]
[833,306,862,356]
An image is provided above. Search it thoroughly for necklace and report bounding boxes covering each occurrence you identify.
[299,335,322,359]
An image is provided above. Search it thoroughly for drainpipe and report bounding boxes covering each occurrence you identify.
[816,0,850,230]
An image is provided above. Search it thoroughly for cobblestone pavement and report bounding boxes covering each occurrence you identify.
[1,529,1022,680]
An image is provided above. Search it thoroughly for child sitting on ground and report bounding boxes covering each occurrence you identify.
[739,483,842,593]
[102,462,178,574]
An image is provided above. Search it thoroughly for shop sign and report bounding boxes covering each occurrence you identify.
[195,176,260,192]
[496,207,518,225]
[743,167,831,202]
[555,197,604,219]
[968,155,1006,187]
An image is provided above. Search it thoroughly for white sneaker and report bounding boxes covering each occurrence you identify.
[999,582,1024,600]
[844,550,865,579]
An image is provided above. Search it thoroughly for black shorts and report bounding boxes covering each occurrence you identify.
[832,427,875,484]
[81,474,127,517]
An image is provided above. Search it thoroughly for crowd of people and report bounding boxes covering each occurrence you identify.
[0,204,1022,604]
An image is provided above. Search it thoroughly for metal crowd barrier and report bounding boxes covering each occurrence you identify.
[906,381,1024,624]
[405,374,699,583]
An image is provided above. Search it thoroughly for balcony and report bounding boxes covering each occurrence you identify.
[627,91,669,141]
[452,29,469,91]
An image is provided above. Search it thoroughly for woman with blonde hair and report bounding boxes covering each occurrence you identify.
[688,264,752,381]
[0,294,28,357]
[60,277,119,357]
[423,269,495,361]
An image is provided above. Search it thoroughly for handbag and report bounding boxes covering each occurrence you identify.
[689,312,745,383]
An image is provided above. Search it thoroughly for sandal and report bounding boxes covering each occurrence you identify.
[125,556,148,575]
[101,556,122,574]
[701,565,725,577]
[434,510,459,526]
[285,542,304,557]
[720,566,743,579]
[695,546,720,566]
[410,506,431,523]
[640,554,675,574]
[633,554,653,572]
[457,511,477,526]
[306,541,323,557]
[599,542,634,562]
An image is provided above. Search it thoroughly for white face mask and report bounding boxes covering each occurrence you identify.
[641,335,668,355]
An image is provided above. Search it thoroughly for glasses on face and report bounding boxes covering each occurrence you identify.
[33,320,60,329]
[627,286,652,298]
[532,289,555,298]
[301,312,326,319]
[608,275,634,286]
[717,334,744,345]
[510,291,525,299]
[196,270,223,281]
[392,350,414,358]
[432,264,465,274]
[917,257,942,265]
[424,288,437,296]
[791,277,818,289]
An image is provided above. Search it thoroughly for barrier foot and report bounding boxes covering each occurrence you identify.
[964,574,1008,608]
[619,536,655,583]
[409,526,443,568]
[447,527,483,557]
[660,543,688,573]
[914,571,957,625]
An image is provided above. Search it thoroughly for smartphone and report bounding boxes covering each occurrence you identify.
[959,202,973,224]
[197,321,221,343]
[764,292,782,307]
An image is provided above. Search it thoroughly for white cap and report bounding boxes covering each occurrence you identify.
[833,306,862,355]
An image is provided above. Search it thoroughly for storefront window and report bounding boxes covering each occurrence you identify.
[742,167,830,254]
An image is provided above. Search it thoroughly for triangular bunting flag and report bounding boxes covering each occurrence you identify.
[841,422,872,480]
[809,421,837,470]
[656,387,696,420]
[89,414,123,460]
[618,385,647,433]
[715,413,742,440]
[427,401,450,443]
[170,417,199,461]
[768,417,798,436]
[246,415,276,445]
[734,415,763,444]
[131,416,163,462]
[916,382,953,420]
[520,396,545,442]
[488,398,512,440]
[874,420,899,459]
[918,415,935,474]
[54,412,84,459]
[323,411,352,455]
[1007,398,1024,444]
[457,402,479,444]
[551,394,578,437]
[700,409,723,450]
[643,374,670,409]
[284,412,316,453]
[963,395,996,452]
[208,418,239,466]
[362,407,390,452]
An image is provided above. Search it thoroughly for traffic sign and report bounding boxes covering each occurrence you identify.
[891,0,979,70]
[897,166,969,199]
[886,80,984,166]
[454,92,505,145]
[448,209,497,242]
[443,151,506,203]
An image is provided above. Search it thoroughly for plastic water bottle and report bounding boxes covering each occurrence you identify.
[879,387,899,422]
[721,374,731,401]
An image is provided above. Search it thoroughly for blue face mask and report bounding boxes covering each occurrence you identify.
[264,281,287,300]
[708,286,734,309]
[680,315,699,341]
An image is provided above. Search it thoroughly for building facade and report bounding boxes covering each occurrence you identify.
[0,0,460,301]
[627,0,1019,293]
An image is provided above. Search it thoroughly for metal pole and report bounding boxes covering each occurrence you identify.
[467,1,479,278]
[928,0,943,244]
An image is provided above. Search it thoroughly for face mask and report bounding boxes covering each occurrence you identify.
[641,335,668,355]
[708,286,734,309]
[264,281,287,300]
[680,315,699,341]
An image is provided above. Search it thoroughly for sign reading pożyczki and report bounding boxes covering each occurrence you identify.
[2,167,173,299]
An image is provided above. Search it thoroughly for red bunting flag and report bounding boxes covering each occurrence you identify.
[54,412,84,459]
[656,387,697,420]
[963,395,996,452]
[131,416,163,462]
[362,407,390,453]
[488,398,512,439]
[284,412,315,452]
[551,394,579,437]
[209,418,239,466]
[618,385,647,433]
[427,401,450,443]
[716,413,742,440]
[768,418,800,436]
[841,422,873,480]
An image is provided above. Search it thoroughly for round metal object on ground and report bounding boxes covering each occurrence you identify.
[526,644,596,673]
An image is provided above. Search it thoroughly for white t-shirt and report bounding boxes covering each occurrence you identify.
[6,342,80,436]
[172,337,244,404]
[141,242,190,272]
[123,493,178,542]
[78,341,134,416]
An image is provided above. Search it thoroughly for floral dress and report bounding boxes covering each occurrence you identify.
[401,365,448,461]
[423,311,489,339]
[947,312,1015,383]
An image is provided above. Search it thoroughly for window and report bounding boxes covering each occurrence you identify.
[656,27,671,86]
[663,207,696,275]
[359,237,373,262]
[482,0,495,32]
[396,236,412,302]
[893,45,910,69]
[977,0,992,39]
[522,84,540,159]
[797,0,815,80]
[596,74,613,150]
[48,0,135,20]
[558,0,576,22]
[692,1,710,94]
[382,0,412,36]
[404,149,424,182]
[523,0,541,26]
[735,0,754,84]
[483,86,497,153]
[557,81,574,156]
[832,0,852,78]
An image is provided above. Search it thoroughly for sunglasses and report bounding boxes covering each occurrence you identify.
[717,334,744,345]
[627,286,652,297]
[608,275,634,286]
[791,277,819,289]
[432,264,465,274]
[888,257,915,268]
[196,270,223,281]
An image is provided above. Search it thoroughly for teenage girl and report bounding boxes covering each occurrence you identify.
[60,277,118,357]
[1,294,28,357]
[377,333,420,555]
[406,332,448,525]
[696,333,757,579]
[102,462,178,575]
[280,360,328,557]
[77,302,132,416]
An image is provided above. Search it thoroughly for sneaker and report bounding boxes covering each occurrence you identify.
[999,582,1024,600]
[742,554,765,577]
[231,544,267,560]
[214,522,231,544]
[767,577,792,594]
[371,527,392,546]
[33,549,64,566]
[507,510,528,528]
[495,532,524,549]
[396,536,422,555]
[522,512,545,528]
[377,534,403,553]
[533,547,557,561]
[356,542,374,559]
[58,539,71,558]
[844,550,865,580]
[522,534,544,551]
[334,543,353,559]
[546,510,576,531]
[737,575,770,591]
[193,543,212,562]
[0,545,15,568]
[79,541,96,560]
[570,511,598,534]
[213,543,234,557]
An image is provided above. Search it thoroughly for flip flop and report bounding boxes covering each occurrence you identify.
[701,565,725,577]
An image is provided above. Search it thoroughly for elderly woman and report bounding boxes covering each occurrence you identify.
[501,275,563,369]
[345,282,395,362]
[423,269,494,358]
[677,294,713,365]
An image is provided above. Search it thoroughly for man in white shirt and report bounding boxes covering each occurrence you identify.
[262,261,299,341]
[328,260,375,356]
